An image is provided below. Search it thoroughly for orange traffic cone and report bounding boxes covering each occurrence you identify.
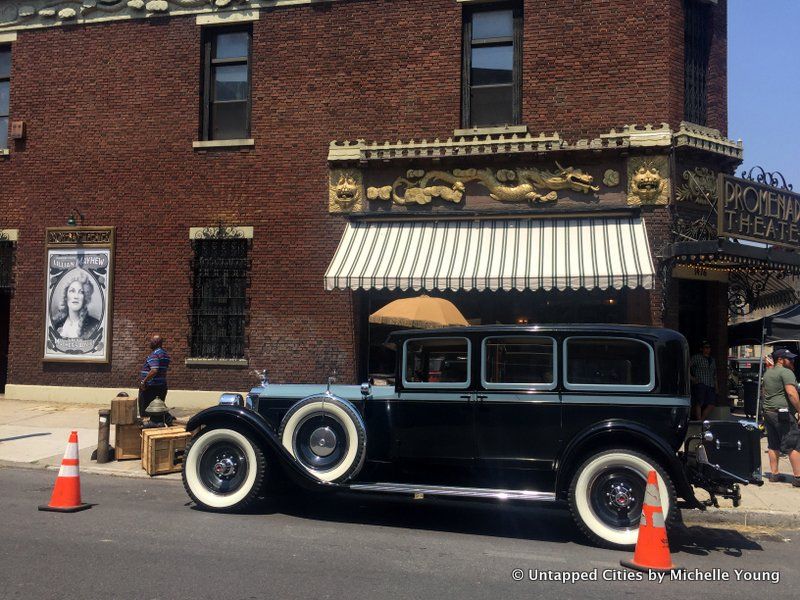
[620,470,678,573]
[38,431,92,513]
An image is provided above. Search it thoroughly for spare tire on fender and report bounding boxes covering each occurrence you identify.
[278,394,367,482]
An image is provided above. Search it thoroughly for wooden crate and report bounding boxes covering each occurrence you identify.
[115,423,142,460]
[142,426,193,476]
[110,397,137,425]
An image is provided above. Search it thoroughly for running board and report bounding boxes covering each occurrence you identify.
[347,482,556,502]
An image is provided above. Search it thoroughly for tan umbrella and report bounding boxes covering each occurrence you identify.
[369,295,469,329]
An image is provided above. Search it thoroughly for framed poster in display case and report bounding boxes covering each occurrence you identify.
[43,227,115,363]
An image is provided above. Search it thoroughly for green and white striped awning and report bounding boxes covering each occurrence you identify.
[324,217,655,292]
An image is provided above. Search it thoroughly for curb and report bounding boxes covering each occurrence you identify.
[682,507,800,529]
[0,459,181,481]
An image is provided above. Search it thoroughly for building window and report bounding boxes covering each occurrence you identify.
[189,233,251,359]
[201,27,251,141]
[0,46,10,149]
[684,0,711,125]
[462,3,522,128]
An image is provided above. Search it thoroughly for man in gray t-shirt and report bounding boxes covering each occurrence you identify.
[762,349,800,486]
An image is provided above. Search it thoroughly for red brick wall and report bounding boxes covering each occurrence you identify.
[0,0,726,390]
[520,0,686,140]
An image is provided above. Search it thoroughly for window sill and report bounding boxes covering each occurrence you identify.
[0,149,9,157]
[185,358,249,368]
[192,139,255,150]
[453,125,528,138]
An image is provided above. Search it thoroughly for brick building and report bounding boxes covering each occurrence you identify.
[0,0,796,405]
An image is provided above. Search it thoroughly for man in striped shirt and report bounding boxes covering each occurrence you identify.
[138,335,171,417]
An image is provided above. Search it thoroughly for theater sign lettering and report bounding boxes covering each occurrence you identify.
[719,174,800,247]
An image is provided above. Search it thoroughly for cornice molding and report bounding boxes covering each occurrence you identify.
[674,121,744,161]
[0,0,337,32]
[328,123,744,164]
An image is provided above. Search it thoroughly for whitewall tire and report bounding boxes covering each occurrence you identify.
[568,449,677,550]
[278,395,366,483]
[182,427,266,512]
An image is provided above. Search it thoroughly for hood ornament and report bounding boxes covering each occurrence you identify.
[326,369,337,394]
[252,369,269,387]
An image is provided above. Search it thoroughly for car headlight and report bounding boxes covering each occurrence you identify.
[218,393,256,410]
[219,393,244,407]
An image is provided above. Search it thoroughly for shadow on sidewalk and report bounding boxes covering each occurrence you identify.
[0,432,52,443]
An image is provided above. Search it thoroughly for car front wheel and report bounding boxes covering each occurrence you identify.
[568,449,678,550]
[182,427,266,512]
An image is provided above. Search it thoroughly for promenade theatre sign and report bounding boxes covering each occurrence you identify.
[719,174,800,248]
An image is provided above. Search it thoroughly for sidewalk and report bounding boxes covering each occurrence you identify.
[0,397,195,480]
[0,397,798,528]
[683,437,800,529]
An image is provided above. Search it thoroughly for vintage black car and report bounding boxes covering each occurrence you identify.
[181,325,762,549]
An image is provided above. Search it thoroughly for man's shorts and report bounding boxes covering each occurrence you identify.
[691,383,716,408]
[764,411,800,453]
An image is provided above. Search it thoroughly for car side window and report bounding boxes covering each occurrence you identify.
[564,337,654,391]
[482,336,556,389]
[403,338,471,388]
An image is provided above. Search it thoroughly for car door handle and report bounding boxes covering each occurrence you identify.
[476,394,488,401]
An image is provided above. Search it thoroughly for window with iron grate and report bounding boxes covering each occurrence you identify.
[0,241,14,291]
[684,0,712,126]
[189,237,251,359]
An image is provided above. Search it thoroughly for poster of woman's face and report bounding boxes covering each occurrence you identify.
[43,249,111,362]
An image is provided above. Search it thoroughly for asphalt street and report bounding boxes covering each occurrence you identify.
[0,466,797,600]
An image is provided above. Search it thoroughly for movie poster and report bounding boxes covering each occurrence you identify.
[43,228,114,362]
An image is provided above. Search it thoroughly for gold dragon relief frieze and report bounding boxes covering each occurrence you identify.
[365,163,600,207]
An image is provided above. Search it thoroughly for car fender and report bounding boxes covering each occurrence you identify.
[185,406,342,492]
[555,419,702,509]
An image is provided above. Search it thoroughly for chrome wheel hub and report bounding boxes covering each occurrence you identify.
[606,482,635,510]
[213,457,237,478]
[309,426,337,457]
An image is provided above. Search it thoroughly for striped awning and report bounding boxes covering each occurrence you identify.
[324,217,655,292]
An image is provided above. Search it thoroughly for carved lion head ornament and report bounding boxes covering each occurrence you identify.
[331,172,362,209]
[628,158,669,206]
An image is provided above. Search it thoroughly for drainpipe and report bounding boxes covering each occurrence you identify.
[754,319,767,423]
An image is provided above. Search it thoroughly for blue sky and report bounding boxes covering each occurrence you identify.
[729,0,800,188]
